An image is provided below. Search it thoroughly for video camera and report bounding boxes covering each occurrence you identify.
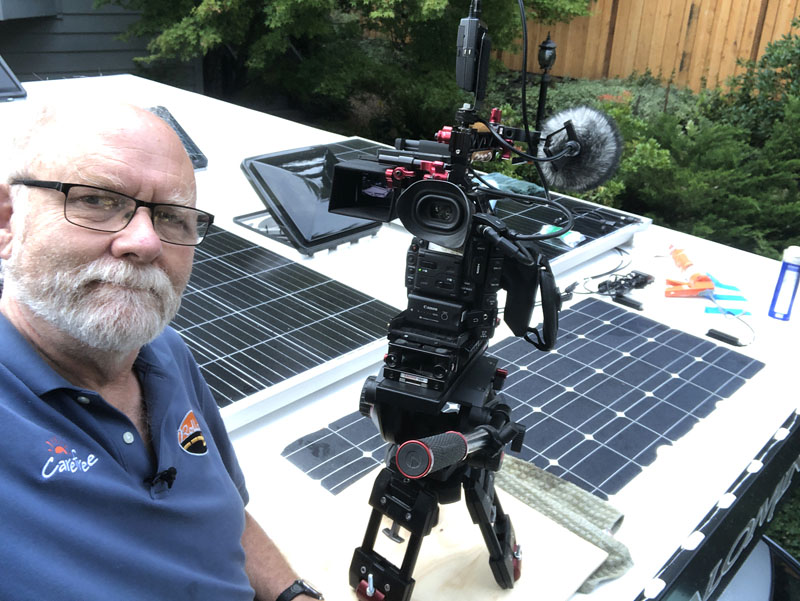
[329,2,621,599]
[329,106,563,440]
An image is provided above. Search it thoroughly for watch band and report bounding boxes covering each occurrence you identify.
[275,579,324,601]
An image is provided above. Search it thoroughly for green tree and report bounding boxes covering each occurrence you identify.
[95,0,595,139]
[589,99,798,258]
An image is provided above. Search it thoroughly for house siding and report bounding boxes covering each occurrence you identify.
[0,0,201,91]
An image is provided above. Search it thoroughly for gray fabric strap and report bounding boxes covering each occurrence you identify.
[495,456,633,593]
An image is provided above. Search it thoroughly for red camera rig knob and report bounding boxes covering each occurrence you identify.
[435,125,453,143]
[493,367,508,390]
[388,166,415,183]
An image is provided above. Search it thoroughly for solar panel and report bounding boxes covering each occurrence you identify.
[493,195,650,275]
[170,226,398,424]
[282,298,764,498]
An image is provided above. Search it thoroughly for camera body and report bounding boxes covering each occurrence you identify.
[330,112,554,450]
[364,230,506,445]
[389,232,502,389]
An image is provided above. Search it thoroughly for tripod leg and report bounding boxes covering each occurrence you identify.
[349,468,440,601]
[463,469,521,589]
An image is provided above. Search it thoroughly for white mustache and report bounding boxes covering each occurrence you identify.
[4,246,185,353]
[65,258,175,296]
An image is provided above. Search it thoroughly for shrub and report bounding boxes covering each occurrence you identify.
[483,64,799,259]
[697,16,800,147]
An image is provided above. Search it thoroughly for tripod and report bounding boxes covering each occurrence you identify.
[350,356,524,601]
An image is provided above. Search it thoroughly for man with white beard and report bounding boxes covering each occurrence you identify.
[0,103,322,601]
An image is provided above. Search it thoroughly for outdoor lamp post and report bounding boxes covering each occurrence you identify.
[535,33,557,131]
[538,33,557,71]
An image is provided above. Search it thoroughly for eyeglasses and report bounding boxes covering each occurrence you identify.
[11,179,214,246]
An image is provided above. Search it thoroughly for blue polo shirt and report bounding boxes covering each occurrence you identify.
[0,314,255,601]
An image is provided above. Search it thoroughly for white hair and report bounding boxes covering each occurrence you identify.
[0,99,194,348]
[3,100,183,182]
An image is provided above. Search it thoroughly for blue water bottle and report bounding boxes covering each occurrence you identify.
[769,246,800,320]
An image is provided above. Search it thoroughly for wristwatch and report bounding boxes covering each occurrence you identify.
[275,579,324,601]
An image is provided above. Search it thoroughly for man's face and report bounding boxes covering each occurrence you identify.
[2,106,197,353]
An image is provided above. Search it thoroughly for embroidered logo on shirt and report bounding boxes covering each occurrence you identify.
[178,410,208,455]
[41,437,99,479]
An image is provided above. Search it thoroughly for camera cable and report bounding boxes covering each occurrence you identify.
[570,247,633,295]
[468,170,575,241]
[475,115,579,166]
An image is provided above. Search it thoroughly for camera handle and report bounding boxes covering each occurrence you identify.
[350,463,520,601]
[524,260,560,351]
[478,213,561,352]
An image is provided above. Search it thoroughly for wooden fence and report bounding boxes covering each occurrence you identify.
[495,0,800,90]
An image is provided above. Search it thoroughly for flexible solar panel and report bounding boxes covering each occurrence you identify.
[282,298,765,498]
[170,226,398,422]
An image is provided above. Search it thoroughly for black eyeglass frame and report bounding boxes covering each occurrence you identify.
[10,178,214,246]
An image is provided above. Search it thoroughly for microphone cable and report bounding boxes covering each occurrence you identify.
[475,115,578,165]
[468,169,575,241]
[468,2,580,237]
[473,114,581,209]
[517,0,534,156]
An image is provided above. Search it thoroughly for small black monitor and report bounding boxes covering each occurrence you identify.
[239,138,388,255]
[0,55,26,101]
